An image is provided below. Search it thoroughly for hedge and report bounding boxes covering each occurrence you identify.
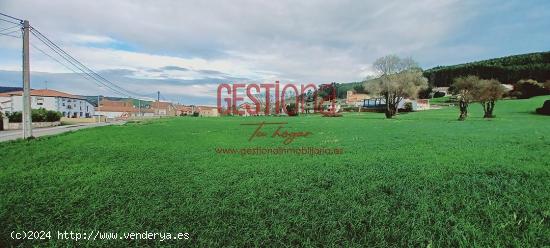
[7,108,62,122]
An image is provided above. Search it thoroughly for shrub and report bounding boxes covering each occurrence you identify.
[45,110,62,122]
[402,102,413,112]
[193,112,199,117]
[418,87,432,99]
[511,79,548,99]
[536,100,550,115]
[7,109,61,122]
[286,103,298,116]
[8,111,22,122]
[433,91,446,98]
[32,108,47,122]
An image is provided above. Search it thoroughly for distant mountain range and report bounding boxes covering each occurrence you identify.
[0,86,22,93]
[81,96,154,107]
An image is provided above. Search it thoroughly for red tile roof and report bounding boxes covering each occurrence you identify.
[175,105,193,112]
[0,89,85,99]
[151,101,174,109]
[96,99,156,113]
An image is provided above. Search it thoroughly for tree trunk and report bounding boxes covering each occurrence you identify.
[458,100,468,121]
[483,101,495,118]
[384,94,393,119]
[385,103,394,118]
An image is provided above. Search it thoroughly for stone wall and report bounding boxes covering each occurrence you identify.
[61,117,100,124]
[5,121,61,130]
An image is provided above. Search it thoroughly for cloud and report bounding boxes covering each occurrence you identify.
[160,66,189,71]
[70,34,117,44]
[0,0,548,104]
[1,0,469,81]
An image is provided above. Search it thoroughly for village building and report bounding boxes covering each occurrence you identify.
[196,106,219,117]
[95,99,154,119]
[362,98,430,111]
[0,89,95,118]
[151,101,176,116]
[175,105,194,116]
[432,87,450,96]
[346,90,371,106]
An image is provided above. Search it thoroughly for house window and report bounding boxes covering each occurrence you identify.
[36,97,44,106]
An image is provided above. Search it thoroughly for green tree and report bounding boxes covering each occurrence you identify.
[366,55,428,118]
[451,75,479,121]
[473,79,506,118]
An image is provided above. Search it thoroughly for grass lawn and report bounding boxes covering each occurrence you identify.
[1,96,549,247]
[429,96,454,106]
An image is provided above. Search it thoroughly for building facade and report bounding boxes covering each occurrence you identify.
[95,99,154,119]
[0,89,95,118]
[346,90,370,106]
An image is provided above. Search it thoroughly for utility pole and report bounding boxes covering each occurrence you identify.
[22,20,32,139]
[138,99,142,117]
[97,95,101,123]
[156,91,160,116]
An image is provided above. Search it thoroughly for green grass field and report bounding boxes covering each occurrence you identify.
[1,96,549,247]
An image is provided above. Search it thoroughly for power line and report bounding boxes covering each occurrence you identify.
[0,17,19,25]
[30,42,95,82]
[30,29,130,97]
[0,32,20,38]
[30,27,151,99]
[0,24,20,33]
[0,29,21,36]
[0,11,155,101]
[0,12,23,22]
[30,28,131,97]
[31,42,157,102]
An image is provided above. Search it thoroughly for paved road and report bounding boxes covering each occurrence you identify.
[0,121,124,142]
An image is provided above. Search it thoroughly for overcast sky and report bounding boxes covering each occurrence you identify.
[0,0,548,104]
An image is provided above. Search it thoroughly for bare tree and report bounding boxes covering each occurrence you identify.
[451,75,479,121]
[473,79,506,118]
[366,55,428,118]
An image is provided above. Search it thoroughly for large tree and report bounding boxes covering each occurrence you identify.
[451,75,479,121]
[473,79,506,118]
[366,55,428,118]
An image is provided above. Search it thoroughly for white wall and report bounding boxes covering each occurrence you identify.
[95,110,125,119]
[0,95,95,118]
[0,96,12,113]
[55,97,95,118]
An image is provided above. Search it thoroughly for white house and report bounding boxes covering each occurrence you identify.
[0,89,95,118]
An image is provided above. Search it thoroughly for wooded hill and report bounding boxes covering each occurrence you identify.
[423,51,550,87]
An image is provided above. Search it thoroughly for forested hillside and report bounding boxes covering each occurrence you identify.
[423,52,550,86]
